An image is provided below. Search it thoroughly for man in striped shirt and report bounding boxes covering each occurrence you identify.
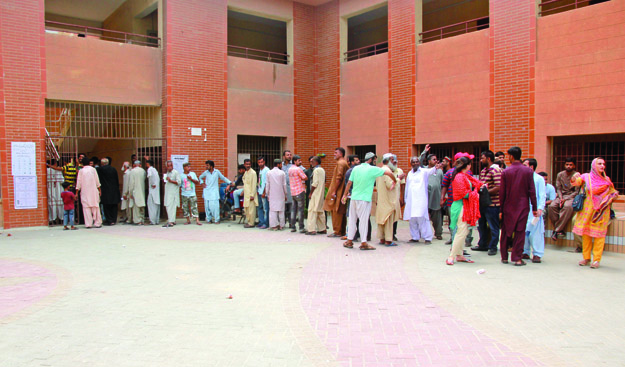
[473,150,502,256]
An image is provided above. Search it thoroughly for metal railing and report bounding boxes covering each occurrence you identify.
[539,0,609,16]
[227,45,289,64]
[419,16,489,43]
[45,20,160,47]
[344,41,388,62]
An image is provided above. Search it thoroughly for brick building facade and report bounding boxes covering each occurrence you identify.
[1,0,624,229]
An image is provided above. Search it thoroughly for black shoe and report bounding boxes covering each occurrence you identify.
[393,236,398,241]
[445,239,452,245]
[471,246,488,251]
[291,229,296,233]
[488,249,497,256]
[463,251,470,256]
[424,240,432,245]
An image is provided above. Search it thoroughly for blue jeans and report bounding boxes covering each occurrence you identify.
[63,209,75,227]
[257,196,269,227]
[233,189,243,209]
[477,206,500,251]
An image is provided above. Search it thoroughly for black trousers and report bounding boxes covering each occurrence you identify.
[103,204,118,224]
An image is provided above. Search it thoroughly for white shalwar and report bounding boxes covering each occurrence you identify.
[404,166,437,241]
[147,166,161,225]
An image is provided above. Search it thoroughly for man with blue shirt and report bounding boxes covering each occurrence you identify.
[341,152,397,251]
[539,171,556,208]
[257,156,270,229]
[539,171,556,235]
[523,159,546,263]
[199,160,231,224]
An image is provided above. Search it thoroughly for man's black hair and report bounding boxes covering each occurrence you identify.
[507,146,522,161]
[481,150,495,162]
[523,158,538,170]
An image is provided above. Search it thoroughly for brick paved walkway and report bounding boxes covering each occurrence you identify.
[0,222,623,366]
[300,244,539,367]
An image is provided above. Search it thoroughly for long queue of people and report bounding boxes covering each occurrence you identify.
[46,145,619,269]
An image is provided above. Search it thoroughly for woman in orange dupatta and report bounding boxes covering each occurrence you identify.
[571,158,619,269]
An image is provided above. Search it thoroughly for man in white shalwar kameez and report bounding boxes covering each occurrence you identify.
[120,162,131,223]
[163,160,181,227]
[523,158,546,263]
[265,159,287,230]
[146,160,161,225]
[404,156,438,243]
[47,162,64,223]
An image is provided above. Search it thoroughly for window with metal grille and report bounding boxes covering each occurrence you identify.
[45,101,163,176]
[345,5,388,62]
[350,145,377,162]
[237,135,283,172]
[552,135,625,193]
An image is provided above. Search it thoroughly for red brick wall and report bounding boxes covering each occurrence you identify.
[0,0,47,229]
[415,30,490,144]
[388,0,416,172]
[489,0,536,157]
[535,0,625,172]
[293,2,316,161]
[0,9,4,227]
[314,0,340,178]
[162,0,228,211]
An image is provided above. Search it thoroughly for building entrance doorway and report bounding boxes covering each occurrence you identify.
[45,101,164,227]
[237,135,283,171]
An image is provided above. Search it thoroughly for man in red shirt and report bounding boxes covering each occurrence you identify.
[60,182,77,230]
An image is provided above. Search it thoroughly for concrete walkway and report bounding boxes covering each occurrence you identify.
[0,221,623,366]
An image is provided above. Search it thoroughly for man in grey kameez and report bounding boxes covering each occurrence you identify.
[127,160,147,225]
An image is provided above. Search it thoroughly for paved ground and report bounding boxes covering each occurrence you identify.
[0,220,624,366]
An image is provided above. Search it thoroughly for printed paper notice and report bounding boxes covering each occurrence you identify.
[238,153,250,165]
[171,155,188,175]
[14,176,38,209]
[11,142,37,176]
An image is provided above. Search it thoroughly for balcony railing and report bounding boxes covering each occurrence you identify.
[227,45,289,64]
[45,20,160,47]
[344,41,388,62]
[419,16,489,43]
[539,0,609,16]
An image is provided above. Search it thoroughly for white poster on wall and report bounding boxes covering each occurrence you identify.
[14,175,38,209]
[171,155,189,174]
[238,153,250,165]
[11,142,37,176]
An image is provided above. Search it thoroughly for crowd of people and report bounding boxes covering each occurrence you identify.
[46,146,619,269]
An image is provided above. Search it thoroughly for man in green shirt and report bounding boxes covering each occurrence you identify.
[341,152,397,250]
